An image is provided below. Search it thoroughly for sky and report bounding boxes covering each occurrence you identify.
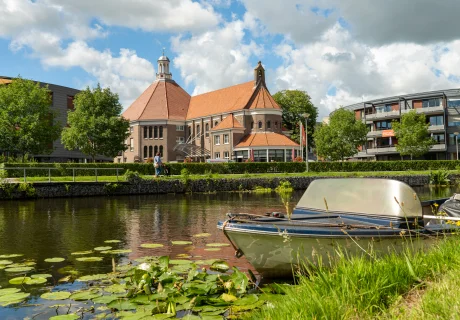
[2,0,460,119]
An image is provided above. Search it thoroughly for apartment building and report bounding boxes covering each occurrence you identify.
[117,55,300,163]
[344,89,460,160]
[0,76,112,162]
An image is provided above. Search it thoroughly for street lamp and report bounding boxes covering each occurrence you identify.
[302,113,310,172]
[455,132,459,160]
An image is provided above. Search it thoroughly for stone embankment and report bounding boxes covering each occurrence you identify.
[0,174,435,200]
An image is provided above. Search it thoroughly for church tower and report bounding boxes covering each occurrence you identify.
[254,61,265,86]
[156,50,172,80]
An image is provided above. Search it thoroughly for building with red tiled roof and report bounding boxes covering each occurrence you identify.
[116,56,300,163]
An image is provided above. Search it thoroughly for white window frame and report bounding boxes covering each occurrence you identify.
[130,138,134,152]
[176,125,184,131]
[176,136,185,143]
[215,152,221,159]
[224,134,229,144]
[214,135,220,145]
[130,126,134,133]
[223,151,229,159]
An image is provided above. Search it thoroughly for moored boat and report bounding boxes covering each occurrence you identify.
[217,178,457,278]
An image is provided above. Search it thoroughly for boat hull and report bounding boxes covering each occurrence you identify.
[224,228,438,278]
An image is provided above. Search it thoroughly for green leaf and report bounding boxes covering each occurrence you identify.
[0,254,23,258]
[0,288,21,296]
[49,314,79,320]
[108,299,137,310]
[24,277,47,285]
[205,243,230,247]
[44,257,65,263]
[210,260,229,272]
[5,266,34,272]
[140,243,164,249]
[41,291,72,300]
[92,295,119,304]
[192,233,211,238]
[94,246,112,251]
[169,259,193,265]
[104,284,126,294]
[0,292,30,304]
[0,260,13,265]
[233,294,258,306]
[71,250,94,255]
[76,256,103,262]
[171,241,193,245]
[31,273,53,279]
[105,240,121,243]
[9,276,31,285]
[221,293,237,302]
[76,273,108,282]
[69,289,102,301]
[101,249,132,255]
[204,248,221,252]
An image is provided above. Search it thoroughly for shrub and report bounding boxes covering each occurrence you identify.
[124,169,142,184]
[181,168,190,178]
[429,170,450,186]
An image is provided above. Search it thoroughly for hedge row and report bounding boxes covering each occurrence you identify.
[2,160,460,177]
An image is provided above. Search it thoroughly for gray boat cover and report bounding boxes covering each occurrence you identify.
[439,194,460,217]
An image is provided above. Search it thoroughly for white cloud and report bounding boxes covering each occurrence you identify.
[171,16,263,95]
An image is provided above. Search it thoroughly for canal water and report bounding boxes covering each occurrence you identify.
[0,186,456,318]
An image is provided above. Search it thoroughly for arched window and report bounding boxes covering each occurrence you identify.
[144,127,148,139]
[267,121,271,129]
[154,145,158,156]
[159,145,163,157]
[275,122,278,129]
[188,126,192,135]
[196,125,200,134]
[258,121,262,129]
[143,146,147,158]
[148,146,153,158]
[148,126,152,138]
[205,123,209,137]
[215,121,218,126]
[251,122,254,129]
[154,126,158,139]
[159,126,163,139]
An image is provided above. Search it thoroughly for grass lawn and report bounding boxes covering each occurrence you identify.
[8,169,451,183]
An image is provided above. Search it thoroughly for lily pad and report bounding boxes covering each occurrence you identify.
[0,254,23,258]
[233,294,259,306]
[92,295,119,304]
[44,257,65,263]
[9,276,31,285]
[41,291,72,300]
[107,299,137,310]
[171,241,193,245]
[140,243,164,249]
[193,233,212,238]
[101,249,132,255]
[210,260,230,272]
[71,250,93,255]
[5,266,34,272]
[31,273,52,279]
[76,257,103,262]
[0,292,30,304]
[24,277,47,285]
[49,314,79,320]
[58,266,79,275]
[204,248,221,252]
[0,288,21,296]
[69,289,102,301]
[104,240,121,243]
[77,274,108,282]
[94,246,112,251]
[206,243,230,247]
[104,284,126,294]
[170,259,193,265]
[0,260,13,265]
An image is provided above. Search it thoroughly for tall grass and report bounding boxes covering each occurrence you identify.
[246,237,460,319]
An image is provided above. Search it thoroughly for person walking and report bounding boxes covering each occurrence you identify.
[154,152,162,177]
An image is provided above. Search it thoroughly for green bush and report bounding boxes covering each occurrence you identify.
[2,160,460,177]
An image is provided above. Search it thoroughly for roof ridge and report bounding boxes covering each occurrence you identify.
[139,81,159,120]
[192,80,253,98]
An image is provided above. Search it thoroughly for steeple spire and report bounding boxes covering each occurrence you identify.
[156,51,172,80]
[254,61,265,86]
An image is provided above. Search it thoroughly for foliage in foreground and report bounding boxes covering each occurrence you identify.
[429,169,450,186]
[246,237,460,320]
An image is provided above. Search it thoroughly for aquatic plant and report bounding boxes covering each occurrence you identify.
[124,169,142,184]
[253,186,272,193]
[17,183,36,197]
[103,182,122,194]
[429,169,450,186]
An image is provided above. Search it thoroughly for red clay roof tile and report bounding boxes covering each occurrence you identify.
[235,132,299,148]
[211,114,244,131]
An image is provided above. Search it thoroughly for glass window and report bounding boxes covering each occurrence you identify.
[429,116,444,126]
[224,134,229,144]
[148,126,152,138]
[376,137,392,147]
[130,126,134,133]
[130,138,134,151]
[154,145,158,155]
[196,125,200,134]
[268,149,284,162]
[448,115,460,127]
[159,145,163,156]
[251,122,254,129]
[224,151,229,159]
[375,121,392,130]
[205,123,209,137]
[254,150,267,162]
[432,133,445,144]
[176,137,185,143]
[214,135,220,145]
[286,149,292,162]
[215,152,220,159]
[144,126,148,138]
[234,150,248,161]
[215,121,218,126]
[448,99,460,108]
[143,146,147,158]
[422,98,441,108]
[258,121,262,129]
[159,126,163,139]
[149,146,153,158]
[154,126,158,138]
[267,121,271,129]
[176,125,184,131]
[449,133,457,146]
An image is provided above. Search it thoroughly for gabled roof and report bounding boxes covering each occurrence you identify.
[187,81,255,119]
[211,114,244,131]
[235,132,299,148]
[122,80,190,121]
[247,86,281,110]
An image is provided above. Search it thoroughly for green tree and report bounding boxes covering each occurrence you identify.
[392,110,434,160]
[0,77,61,161]
[61,84,130,162]
[272,90,318,146]
[314,108,368,161]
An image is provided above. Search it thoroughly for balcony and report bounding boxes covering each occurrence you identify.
[430,144,447,151]
[366,146,397,154]
[428,124,445,132]
[401,105,444,115]
[365,110,400,121]
[367,130,383,138]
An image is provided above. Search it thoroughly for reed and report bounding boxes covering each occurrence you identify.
[245,236,460,319]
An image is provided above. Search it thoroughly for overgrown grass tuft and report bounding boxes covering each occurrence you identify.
[246,237,460,320]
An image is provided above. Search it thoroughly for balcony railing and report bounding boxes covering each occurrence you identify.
[401,105,444,115]
[428,124,445,132]
[367,130,383,138]
[430,144,447,151]
[366,145,397,154]
[365,110,400,120]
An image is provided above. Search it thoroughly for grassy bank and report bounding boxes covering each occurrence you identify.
[12,169,445,183]
[245,237,460,320]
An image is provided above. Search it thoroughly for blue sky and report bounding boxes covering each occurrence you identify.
[2,0,460,118]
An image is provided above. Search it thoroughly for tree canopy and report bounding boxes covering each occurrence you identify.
[313,108,368,161]
[272,90,317,146]
[61,84,130,162]
[392,110,434,160]
[0,77,61,160]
